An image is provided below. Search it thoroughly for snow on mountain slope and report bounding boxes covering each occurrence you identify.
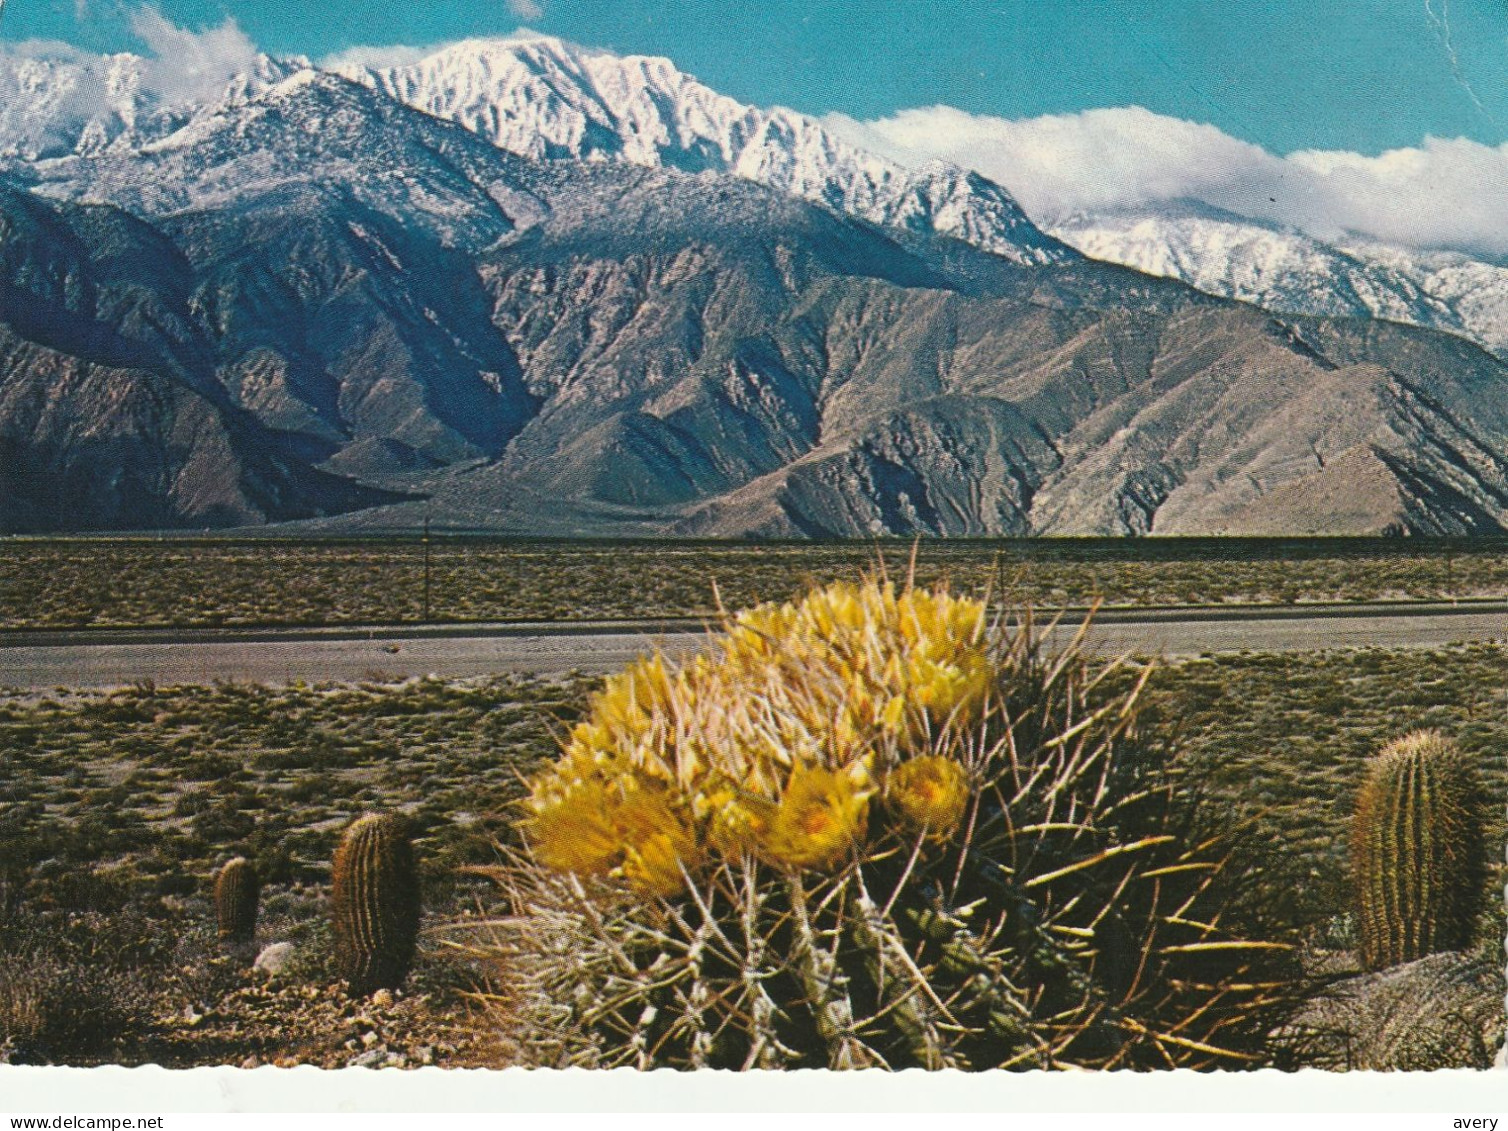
[19,69,547,250]
[334,36,1070,265]
[1349,242,1508,359]
[0,49,299,161]
[4,35,1072,265]
[0,52,152,160]
[12,40,1508,536]
[1051,205,1508,359]
[15,35,1508,363]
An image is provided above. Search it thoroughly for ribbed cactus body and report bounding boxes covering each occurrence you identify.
[331,813,421,994]
[214,856,258,951]
[498,579,1301,1070]
[1352,731,1483,971]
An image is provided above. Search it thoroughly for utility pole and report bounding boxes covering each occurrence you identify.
[419,515,431,624]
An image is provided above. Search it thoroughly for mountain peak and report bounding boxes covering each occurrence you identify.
[2,34,1070,265]
[386,32,706,88]
[334,37,1069,265]
[0,46,304,161]
[1049,206,1508,359]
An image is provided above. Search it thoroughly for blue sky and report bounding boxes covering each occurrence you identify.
[4,0,1507,156]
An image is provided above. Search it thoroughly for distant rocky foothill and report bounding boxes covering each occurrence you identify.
[5,37,1508,536]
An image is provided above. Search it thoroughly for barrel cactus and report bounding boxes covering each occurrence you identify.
[1352,730,1483,972]
[214,856,259,953]
[490,578,1299,1070]
[331,813,421,995]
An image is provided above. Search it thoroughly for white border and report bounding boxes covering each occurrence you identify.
[1,1065,1505,1113]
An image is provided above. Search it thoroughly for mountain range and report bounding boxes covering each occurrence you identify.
[1051,201,1508,363]
[4,36,1508,536]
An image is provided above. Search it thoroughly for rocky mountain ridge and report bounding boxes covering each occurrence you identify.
[1050,203,1508,361]
[4,41,1508,535]
[334,36,1069,266]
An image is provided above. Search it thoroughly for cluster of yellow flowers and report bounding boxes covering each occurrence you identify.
[521,579,988,894]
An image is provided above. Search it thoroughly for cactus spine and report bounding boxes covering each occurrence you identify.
[214,856,259,953]
[492,578,1301,1070]
[1352,730,1483,971]
[331,813,421,994]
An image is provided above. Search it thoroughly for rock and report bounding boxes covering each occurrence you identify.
[253,942,297,975]
[1277,950,1505,1070]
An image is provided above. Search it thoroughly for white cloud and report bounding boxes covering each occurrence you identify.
[0,40,112,151]
[825,105,1508,258]
[0,8,264,150]
[1,38,92,61]
[128,5,260,104]
[507,0,545,20]
[319,43,436,71]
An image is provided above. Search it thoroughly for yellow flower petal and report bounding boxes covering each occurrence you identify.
[886,755,971,839]
[760,764,871,870]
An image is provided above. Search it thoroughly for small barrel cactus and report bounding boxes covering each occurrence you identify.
[1352,730,1483,971]
[331,813,421,995]
[214,856,259,953]
[491,577,1300,1070]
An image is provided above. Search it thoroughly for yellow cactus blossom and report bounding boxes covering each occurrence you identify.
[521,779,624,879]
[700,784,779,857]
[589,657,662,731]
[897,588,986,648]
[609,784,701,897]
[760,764,873,870]
[617,831,696,897]
[907,655,993,721]
[886,755,971,839]
[524,577,996,889]
[880,695,908,733]
[723,603,799,665]
[566,720,616,759]
[524,773,700,896]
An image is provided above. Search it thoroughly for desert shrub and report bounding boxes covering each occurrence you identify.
[191,798,257,843]
[180,752,240,782]
[477,578,1302,1070]
[32,867,134,913]
[0,908,166,1064]
[0,950,144,1063]
[1275,945,1504,1070]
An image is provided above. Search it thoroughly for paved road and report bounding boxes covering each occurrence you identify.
[2,603,1507,689]
[0,630,696,689]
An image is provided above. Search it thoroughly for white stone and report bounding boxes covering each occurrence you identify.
[253,941,296,975]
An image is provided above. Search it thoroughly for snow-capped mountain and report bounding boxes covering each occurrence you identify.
[0,48,299,161]
[19,68,546,249]
[10,35,1508,536]
[2,34,1070,264]
[1051,203,1508,360]
[334,36,1069,265]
